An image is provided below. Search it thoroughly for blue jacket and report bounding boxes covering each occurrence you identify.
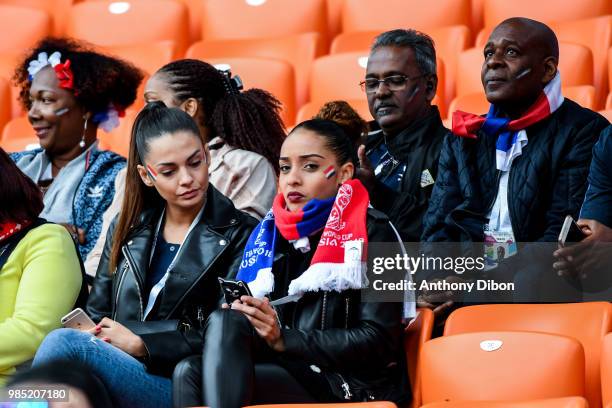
[580,125,612,227]
[11,148,125,260]
[422,99,609,243]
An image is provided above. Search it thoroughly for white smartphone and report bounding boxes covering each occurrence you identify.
[558,215,587,246]
[61,308,96,330]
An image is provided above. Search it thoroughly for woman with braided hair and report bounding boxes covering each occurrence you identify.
[85,59,285,277]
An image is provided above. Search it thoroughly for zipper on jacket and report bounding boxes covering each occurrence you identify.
[112,262,129,320]
[321,292,328,330]
[122,246,144,320]
[485,170,503,215]
[344,297,350,329]
[337,373,353,400]
[197,306,205,324]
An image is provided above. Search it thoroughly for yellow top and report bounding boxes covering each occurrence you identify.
[0,223,82,385]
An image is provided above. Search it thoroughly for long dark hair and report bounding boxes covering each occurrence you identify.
[109,102,202,273]
[156,59,285,173]
[0,148,43,223]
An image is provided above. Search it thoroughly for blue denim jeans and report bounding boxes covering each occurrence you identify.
[33,328,171,408]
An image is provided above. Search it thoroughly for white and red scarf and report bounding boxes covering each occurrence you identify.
[452,72,564,171]
[236,179,370,298]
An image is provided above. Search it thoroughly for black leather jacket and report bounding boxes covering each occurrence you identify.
[270,208,410,404]
[87,185,257,376]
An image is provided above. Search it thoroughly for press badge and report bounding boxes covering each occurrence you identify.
[420,169,435,188]
[344,240,363,265]
[483,225,518,270]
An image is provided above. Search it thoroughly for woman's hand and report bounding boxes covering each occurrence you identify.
[226,296,285,352]
[87,317,147,358]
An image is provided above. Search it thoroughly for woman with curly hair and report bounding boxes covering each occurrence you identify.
[10,37,143,262]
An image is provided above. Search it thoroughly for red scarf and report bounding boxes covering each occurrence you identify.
[0,221,30,242]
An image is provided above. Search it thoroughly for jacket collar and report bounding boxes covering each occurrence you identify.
[367,106,446,157]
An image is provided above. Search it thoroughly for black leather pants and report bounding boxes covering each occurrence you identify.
[172,309,323,408]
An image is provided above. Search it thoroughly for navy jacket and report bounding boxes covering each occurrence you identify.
[422,99,609,243]
[580,125,612,227]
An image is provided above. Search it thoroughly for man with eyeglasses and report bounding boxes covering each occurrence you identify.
[358,29,449,242]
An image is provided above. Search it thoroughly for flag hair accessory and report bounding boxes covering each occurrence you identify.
[27,51,75,92]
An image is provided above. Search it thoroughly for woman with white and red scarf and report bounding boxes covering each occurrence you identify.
[172,119,412,408]
[0,148,83,386]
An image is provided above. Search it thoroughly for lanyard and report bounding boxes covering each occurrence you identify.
[143,204,205,318]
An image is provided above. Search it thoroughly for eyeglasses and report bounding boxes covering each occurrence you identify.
[359,74,424,94]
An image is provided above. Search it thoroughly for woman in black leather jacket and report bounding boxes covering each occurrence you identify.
[32,102,256,408]
[173,119,411,408]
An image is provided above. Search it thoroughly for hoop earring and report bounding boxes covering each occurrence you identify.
[79,117,88,149]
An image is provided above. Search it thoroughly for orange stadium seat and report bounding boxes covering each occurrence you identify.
[607,93,612,109]
[404,308,434,408]
[340,0,472,33]
[564,85,597,110]
[97,108,137,157]
[444,302,612,408]
[174,0,204,43]
[326,0,344,38]
[0,4,51,54]
[482,0,612,29]
[244,403,397,408]
[601,333,612,408]
[205,57,296,127]
[66,0,189,58]
[0,0,72,36]
[0,116,37,153]
[331,25,470,109]
[456,43,594,99]
[599,110,612,122]
[476,16,612,109]
[200,0,328,45]
[0,53,26,119]
[186,33,321,112]
[308,52,445,117]
[0,77,12,136]
[295,99,372,124]
[421,331,585,404]
[421,397,588,408]
[471,0,485,34]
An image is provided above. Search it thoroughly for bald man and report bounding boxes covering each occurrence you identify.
[420,18,609,305]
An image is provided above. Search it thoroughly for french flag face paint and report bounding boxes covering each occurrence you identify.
[54,107,69,116]
[323,165,336,179]
[146,164,158,182]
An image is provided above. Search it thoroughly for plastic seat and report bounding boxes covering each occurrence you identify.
[66,0,189,57]
[0,0,73,35]
[173,0,204,42]
[444,302,612,408]
[97,108,137,157]
[201,0,328,44]
[421,331,585,404]
[601,333,612,408]
[599,110,612,122]
[245,403,397,408]
[607,92,612,109]
[309,52,445,116]
[1,115,33,141]
[477,16,612,108]
[0,77,11,137]
[296,99,372,124]
[456,43,594,99]
[341,0,471,33]
[331,25,470,108]
[404,308,434,408]
[186,33,321,112]
[482,0,612,29]
[0,4,51,54]
[421,397,588,408]
[564,85,596,110]
[0,52,26,119]
[327,0,344,38]
[0,136,39,152]
[205,57,296,127]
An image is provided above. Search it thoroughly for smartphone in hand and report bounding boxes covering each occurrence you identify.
[61,308,95,330]
[218,278,252,305]
[558,215,587,246]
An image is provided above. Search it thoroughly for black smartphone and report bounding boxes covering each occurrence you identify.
[558,215,587,246]
[218,278,252,304]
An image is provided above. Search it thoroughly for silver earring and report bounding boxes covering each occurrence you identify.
[79,117,87,149]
